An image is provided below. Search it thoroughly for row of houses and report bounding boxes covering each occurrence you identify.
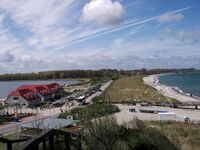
[6,83,64,107]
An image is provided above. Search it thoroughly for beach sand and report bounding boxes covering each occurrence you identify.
[143,74,200,103]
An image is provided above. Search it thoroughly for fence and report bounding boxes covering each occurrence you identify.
[0,129,82,150]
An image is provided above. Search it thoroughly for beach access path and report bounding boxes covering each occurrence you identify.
[143,74,200,103]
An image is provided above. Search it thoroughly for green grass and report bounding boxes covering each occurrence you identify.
[148,121,200,150]
[0,131,24,150]
[102,75,177,103]
[59,103,120,121]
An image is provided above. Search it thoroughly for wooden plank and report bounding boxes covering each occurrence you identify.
[43,141,46,150]
[0,137,10,143]
[64,134,71,150]
[49,135,54,150]
[7,143,12,150]
[11,137,31,143]
[19,129,72,150]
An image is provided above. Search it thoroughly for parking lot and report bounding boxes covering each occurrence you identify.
[114,104,200,124]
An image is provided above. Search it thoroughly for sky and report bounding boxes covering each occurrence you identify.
[0,0,200,74]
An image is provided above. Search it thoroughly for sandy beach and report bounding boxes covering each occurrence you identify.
[143,74,200,103]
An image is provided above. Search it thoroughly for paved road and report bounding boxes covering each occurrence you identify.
[0,81,112,136]
[85,81,112,104]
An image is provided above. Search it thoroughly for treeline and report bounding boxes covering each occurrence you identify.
[147,68,199,75]
[0,69,121,81]
[0,68,199,81]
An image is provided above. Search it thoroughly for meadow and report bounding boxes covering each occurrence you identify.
[102,75,177,103]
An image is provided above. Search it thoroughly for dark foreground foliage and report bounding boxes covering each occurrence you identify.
[81,117,178,150]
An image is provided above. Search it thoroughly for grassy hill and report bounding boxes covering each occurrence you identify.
[102,75,177,103]
[148,121,200,150]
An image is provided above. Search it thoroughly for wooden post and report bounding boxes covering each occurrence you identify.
[78,142,82,150]
[43,141,46,150]
[49,135,54,150]
[7,143,12,150]
[64,134,71,150]
[56,135,59,144]
[34,143,39,150]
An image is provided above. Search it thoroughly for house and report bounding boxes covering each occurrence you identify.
[5,83,64,107]
[17,85,52,101]
[6,89,41,107]
[44,83,64,98]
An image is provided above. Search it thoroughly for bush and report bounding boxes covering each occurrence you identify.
[0,115,9,124]
[92,96,104,103]
[90,77,109,85]
[59,103,120,121]
[81,116,178,150]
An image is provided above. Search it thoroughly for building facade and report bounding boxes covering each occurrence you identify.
[6,83,64,107]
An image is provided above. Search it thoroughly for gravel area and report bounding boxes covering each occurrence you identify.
[114,104,200,124]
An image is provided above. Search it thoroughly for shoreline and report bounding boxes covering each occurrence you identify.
[143,74,200,103]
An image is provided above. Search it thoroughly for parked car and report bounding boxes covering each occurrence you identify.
[129,108,136,112]
[184,116,190,122]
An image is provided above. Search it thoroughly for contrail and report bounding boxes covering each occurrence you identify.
[55,6,191,50]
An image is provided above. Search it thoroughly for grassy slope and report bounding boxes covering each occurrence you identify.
[148,122,200,150]
[102,75,177,103]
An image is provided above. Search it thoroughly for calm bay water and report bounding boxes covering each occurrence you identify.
[0,80,80,99]
[159,72,200,97]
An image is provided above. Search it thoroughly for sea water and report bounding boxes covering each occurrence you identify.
[158,72,200,97]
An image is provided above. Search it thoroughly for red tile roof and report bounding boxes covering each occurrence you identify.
[17,85,50,96]
[9,89,40,101]
[9,90,21,97]
[8,83,62,101]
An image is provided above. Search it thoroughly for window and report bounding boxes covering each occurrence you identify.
[13,97,19,100]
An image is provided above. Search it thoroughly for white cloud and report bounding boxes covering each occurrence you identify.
[0,0,197,74]
[81,0,125,25]
[175,30,200,43]
[0,0,76,51]
[163,28,200,43]
[157,13,184,22]
[0,50,15,62]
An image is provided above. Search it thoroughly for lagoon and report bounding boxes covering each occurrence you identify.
[0,79,80,99]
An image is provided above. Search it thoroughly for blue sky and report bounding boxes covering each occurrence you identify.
[0,0,200,73]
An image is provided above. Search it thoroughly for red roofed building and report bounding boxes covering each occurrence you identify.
[43,83,64,98]
[6,89,41,107]
[17,85,52,101]
[6,83,64,107]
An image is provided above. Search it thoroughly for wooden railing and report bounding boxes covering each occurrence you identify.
[0,136,31,150]
[0,129,82,150]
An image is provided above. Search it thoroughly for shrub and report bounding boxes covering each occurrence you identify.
[59,103,120,121]
[81,116,178,150]
[0,115,11,124]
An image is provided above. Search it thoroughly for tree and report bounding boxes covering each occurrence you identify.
[59,72,65,79]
